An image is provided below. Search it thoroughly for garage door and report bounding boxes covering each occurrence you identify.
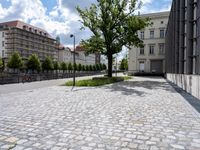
[150,60,163,73]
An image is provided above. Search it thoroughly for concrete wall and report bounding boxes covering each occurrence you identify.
[167,73,200,99]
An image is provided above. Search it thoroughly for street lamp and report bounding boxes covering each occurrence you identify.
[70,34,76,87]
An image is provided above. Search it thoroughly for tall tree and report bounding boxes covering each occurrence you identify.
[7,52,24,70]
[77,0,150,77]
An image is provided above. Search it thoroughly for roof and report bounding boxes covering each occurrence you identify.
[139,11,170,19]
[75,45,85,52]
[0,20,53,38]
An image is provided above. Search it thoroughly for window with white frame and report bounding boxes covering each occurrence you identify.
[149,45,155,54]
[159,43,165,54]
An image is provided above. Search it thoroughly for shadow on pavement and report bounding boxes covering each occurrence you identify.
[169,82,200,113]
[103,78,177,96]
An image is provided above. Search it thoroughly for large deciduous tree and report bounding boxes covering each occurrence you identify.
[77,0,150,77]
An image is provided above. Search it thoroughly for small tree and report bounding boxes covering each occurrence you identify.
[119,58,128,71]
[78,64,82,71]
[68,63,73,72]
[42,57,54,72]
[99,63,103,71]
[27,54,41,73]
[89,65,93,71]
[73,63,77,71]
[93,65,97,71]
[0,57,3,70]
[7,52,23,71]
[103,64,107,70]
[53,61,60,70]
[60,62,67,72]
[85,65,89,71]
[81,65,85,71]
[96,64,100,71]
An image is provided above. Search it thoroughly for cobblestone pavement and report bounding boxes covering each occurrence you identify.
[0,77,200,150]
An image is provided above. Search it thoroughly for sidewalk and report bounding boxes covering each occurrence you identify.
[0,74,104,94]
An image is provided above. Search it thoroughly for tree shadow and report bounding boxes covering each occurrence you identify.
[102,77,177,96]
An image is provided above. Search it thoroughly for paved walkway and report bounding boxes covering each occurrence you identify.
[0,77,200,150]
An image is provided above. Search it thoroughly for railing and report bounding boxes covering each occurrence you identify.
[0,71,105,85]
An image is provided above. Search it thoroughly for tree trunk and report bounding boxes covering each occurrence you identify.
[107,53,113,77]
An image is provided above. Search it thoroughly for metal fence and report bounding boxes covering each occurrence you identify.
[0,71,104,85]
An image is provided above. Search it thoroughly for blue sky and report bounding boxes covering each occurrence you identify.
[0,0,172,59]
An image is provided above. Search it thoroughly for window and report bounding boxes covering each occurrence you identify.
[160,29,165,38]
[150,30,154,39]
[140,47,144,55]
[2,50,4,57]
[159,43,165,54]
[2,41,4,47]
[161,21,164,24]
[140,31,144,39]
[2,32,4,37]
[139,61,145,72]
[149,45,154,54]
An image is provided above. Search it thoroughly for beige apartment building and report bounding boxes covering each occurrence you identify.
[0,20,58,64]
[128,12,169,75]
[58,45,101,65]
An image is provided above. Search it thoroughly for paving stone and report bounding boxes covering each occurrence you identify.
[0,76,200,149]
[171,144,185,149]
[5,137,18,143]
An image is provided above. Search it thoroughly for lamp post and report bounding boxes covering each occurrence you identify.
[70,34,76,87]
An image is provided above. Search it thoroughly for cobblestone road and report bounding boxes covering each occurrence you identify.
[0,77,200,150]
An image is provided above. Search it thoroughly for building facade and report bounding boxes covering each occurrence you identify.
[165,0,200,99]
[0,20,58,63]
[128,12,169,75]
[58,45,101,65]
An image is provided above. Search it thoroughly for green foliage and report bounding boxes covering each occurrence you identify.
[42,57,54,71]
[27,54,41,72]
[89,65,93,71]
[103,64,107,70]
[119,58,128,70]
[53,61,60,70]
[73,63,77,71]
[99,63,103,70]
[65,76,132,86]
[95,64,100,71]
[60,62,67,71]
[81,65,85,71]
[68,63,73,71]
[85,65,89,71]
[93,65,97,71]
[77,0,150,77]
[77,64,82,71]
[0,57,3,69]
[7,52,24,69]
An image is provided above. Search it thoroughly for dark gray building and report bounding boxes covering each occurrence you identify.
[165,0,200,99]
